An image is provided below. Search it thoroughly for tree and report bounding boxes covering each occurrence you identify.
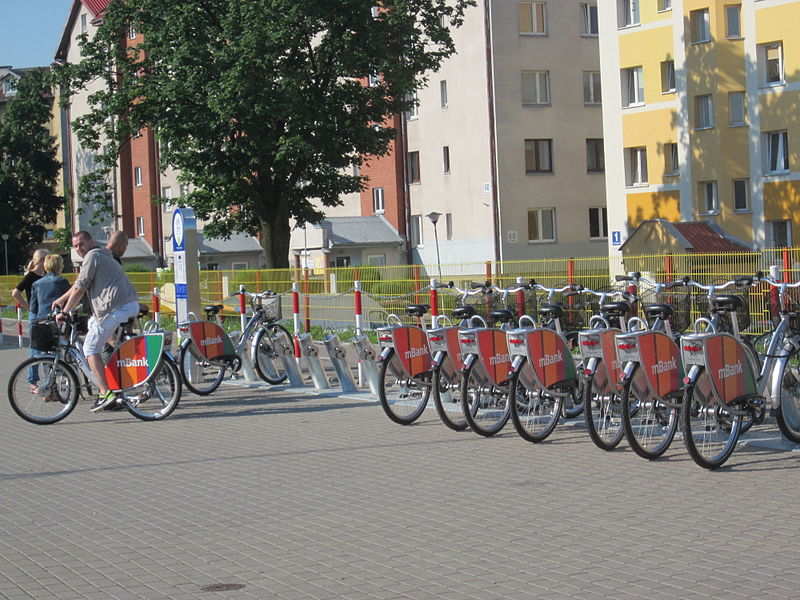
[0,70,63,272]
[56,0,474,268]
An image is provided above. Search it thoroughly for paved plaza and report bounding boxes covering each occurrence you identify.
[1,342,800,599]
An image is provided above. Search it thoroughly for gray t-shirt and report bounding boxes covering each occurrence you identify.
[74,246,139,320]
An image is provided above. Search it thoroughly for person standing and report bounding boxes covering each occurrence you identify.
[53,231,140,412]
[106,230,128,264]
[11,249,48,311]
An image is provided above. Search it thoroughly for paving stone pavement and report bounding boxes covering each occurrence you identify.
[1,344,800,600]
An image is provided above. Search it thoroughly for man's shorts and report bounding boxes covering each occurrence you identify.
[83,300,141,357]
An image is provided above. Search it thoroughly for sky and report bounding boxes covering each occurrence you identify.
[1,0,75,68]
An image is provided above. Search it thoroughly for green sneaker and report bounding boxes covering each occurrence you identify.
[91,390,118,413]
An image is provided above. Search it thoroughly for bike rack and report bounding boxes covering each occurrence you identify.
[351,333,380,396]
[296,332,330,390]
[323,333,357,393]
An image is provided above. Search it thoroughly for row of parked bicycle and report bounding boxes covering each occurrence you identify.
[375,271,800,469]
[7,290,295,424]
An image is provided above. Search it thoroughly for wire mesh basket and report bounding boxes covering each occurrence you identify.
[260,294,282,321]
[694,291,751,333]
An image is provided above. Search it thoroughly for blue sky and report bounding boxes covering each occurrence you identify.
[1,1,74,68]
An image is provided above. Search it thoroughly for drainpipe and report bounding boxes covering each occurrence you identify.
[483,0,501,264]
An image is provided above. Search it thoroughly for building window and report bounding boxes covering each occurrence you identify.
[134,166,143,187]
[622,67,644,107]
[764,130,789,173]
[768,220,792,248]
[440,80,448,108]
[519,1,547,35]
[367,73,380,87]
[690,9,711,44]
[699,181,718,214]
[759,42,783,85]
[728,92,745,126]
[619,0,640,27]
[589,207,608,239]
[333,256,350,268]
[367,254,386,266]
[658,0,672,11]
[405,91,419,120]
[180,183,189,197]
[372,187,385,213]
[725,5,741,38]
[371,6,380,19]
[442,146,450,174]
[626,147,648,186]
[661,60,675,93]
[522,70,550,105]
[580,4,598,36]
[161,186,172,201]
[231,262,249,270]
[733,178,749,212]
[586,139,604,173]
[136,216,145,236]
[129,24,137,39]
[524,139,553,174]
[583,71,601,105]
[445,213,453,240]
[695,95,714,129]
[80,14,88,34]
[527,208,556,242]
[410,214,423,247]
[665,142,679,175]
[408,151,420,183]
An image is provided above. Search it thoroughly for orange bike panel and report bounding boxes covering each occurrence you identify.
[703,333,757,404]
[475,329,512,386]
[526,329,577,389]
[184,321,235,360]
[104,334,166,391]
[445,327,465,371]
[599,329,623,386]
[391,326,432,377]
[636,331,684,398]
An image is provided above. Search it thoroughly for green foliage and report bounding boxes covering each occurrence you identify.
[54,0,474,268]
[123,262,152,272]
[0,69,64,271]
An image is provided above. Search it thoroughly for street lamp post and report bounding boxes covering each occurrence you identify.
[426,212,442,279]
[1,234,8,276]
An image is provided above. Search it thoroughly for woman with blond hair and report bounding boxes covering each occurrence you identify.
[11,248,49,310]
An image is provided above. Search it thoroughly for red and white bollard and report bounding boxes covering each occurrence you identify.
[516,276,526,320]
[239,284,247,332]
[429,278,439,328]
[292,281,302,359]
[16,304,23,348]
[152,287,161,327]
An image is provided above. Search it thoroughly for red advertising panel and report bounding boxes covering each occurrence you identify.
[476,329,512,386]
[526,329,577,389]
[391,326,432,377]
[105,334,165,390]
[636,331,684,397]
[185,321,235,360]
[703,333,757,404]
[445,327,465,371]
[599,329,623,386]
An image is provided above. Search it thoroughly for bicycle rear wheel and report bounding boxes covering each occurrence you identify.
[561,333,584,419]
[124,357,182,421]
[253,323,292,385]
[461,360,511,437]
[378,349,430,424]
[621,367,678,459]
[776,349,800,443]
[179,342,226,396]
[583,369,625,451]
[8,357,79,424]
[681,369,741,469]
[509,366,562,443]
[432,354,469,431]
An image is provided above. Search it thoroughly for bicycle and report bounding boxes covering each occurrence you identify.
[8,308,182,423]
[177,290,294,395]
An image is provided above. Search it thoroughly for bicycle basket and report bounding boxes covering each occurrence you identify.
[30,321,60,352]
[261,294,282,321]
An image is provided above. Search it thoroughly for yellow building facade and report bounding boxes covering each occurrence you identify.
[599,0,800,253]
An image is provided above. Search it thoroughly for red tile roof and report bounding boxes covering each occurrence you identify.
[83,0,109,16]
[671,222,752,253]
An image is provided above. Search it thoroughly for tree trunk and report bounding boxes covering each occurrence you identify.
[259,206,291,269]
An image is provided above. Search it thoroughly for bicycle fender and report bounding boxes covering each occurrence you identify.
[430,350,446,370]
[509,354,527,375]
[617,360,638,384]
[378,346,394,363]
[683,364,702,386]
[460,352,477,374]
[769,350,797,409]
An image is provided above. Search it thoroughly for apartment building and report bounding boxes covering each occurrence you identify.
[599,0,800,253]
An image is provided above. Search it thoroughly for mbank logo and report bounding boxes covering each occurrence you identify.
[717,360,743,379]
[651,357,677,375]
[116,357,148,368]
[201,336,223,347]
[489,353,510,366]
[538,350,563,368]
[404,346,428,360]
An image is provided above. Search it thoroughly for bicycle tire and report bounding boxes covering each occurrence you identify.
[7,357,80,424]
[378,348,430,425]
[432,354,469,431]
[561,332,584,419]
[681,369,741,469]
[509,365,562,443]
[124,357,182,421]
[621,367,678,459]
[253,323,291,385]
[776,349,800,443]
[583,369,626,451]
[179,342,226,396]
[461,359,511,437]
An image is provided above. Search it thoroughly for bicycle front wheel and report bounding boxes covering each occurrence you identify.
[8,357,79,424]
[681,369,741,469]
[561,334,584,419]
[621,368,678,459]
[776,350,800,443]
[583,369,625,451]
[253,323,292,385]
[432,354,469,431]
[461,360,511,437]
[509,367,562,443]
[124,357,182,421]
[179,342,226,396]
[378,349,430,424]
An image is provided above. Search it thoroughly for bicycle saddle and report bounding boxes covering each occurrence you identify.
[452,306,476,320]
[405,304,429,317]
[644,303,674,319]
[711,295,743,312]
[538,303,564,320]
[204,304,224,316]
[600,302,630,316]
[490,309,515,324]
